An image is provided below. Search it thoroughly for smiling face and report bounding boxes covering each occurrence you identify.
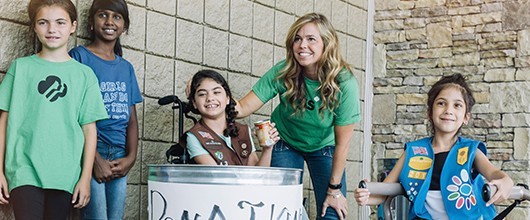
[430,86,470,136]
[292,22,324,75]
[92,9,125,42]
[34,6,76,52]
[192,78,230,120]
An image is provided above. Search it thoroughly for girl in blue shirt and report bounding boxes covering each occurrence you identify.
[69,0,142,219]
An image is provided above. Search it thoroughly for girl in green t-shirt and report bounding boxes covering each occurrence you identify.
[0,0,107,219]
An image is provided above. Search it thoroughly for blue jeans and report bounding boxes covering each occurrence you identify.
[271,140,347,220]
[81,145,128,220]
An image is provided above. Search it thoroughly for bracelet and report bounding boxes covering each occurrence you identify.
[328,183,342,190]
[327,191,342,199]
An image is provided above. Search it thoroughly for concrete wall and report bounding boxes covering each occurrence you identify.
[0,0,369,219]
[371,0,530,218]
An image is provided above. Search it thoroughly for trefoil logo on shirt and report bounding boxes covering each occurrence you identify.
[37,75,68,102]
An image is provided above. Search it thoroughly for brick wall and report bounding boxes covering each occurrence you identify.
[0,0,368,219]
[372,0,530,218]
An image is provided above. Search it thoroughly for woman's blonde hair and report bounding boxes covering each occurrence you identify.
[280,13,352,115]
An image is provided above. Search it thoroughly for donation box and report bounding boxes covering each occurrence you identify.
[148,165,304,220]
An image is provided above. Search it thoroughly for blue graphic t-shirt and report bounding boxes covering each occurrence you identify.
[70,46,143,148]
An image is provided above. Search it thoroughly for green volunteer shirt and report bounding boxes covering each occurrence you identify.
[0,55,108,193]
[252,60,361,152]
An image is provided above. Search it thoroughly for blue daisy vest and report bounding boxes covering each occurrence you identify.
[398,137,496,220]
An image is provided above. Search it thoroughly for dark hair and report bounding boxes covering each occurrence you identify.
[28,0,77,31]
[188,70,239,137]
[87,0,130,56]
[427,74,475,131]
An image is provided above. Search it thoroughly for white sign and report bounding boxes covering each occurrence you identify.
[148,181,304,220]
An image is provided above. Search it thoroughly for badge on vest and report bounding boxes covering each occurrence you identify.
[408,170,427,180]
[457,147,469,165]
[215,151,223,160]
[205,140,222,146]
[406,181,420,200]
[408,156,432,171]
[412,146,428,156]
[241,150,249,158]
[198,131,214,139]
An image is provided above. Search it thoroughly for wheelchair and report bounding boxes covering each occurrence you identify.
[158,95,197,164]
[358,180,530,220]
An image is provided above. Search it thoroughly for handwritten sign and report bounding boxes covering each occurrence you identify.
[148,181,304,220]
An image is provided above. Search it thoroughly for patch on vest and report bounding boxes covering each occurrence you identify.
[457,147,469,165]
[198,131,214,139]
[241,150,249,157]
[408,156,432,171]
[215,151,224,160]
[447,169,476,210]
[412,146,428,156]
[406,181,419,201]
[408,170,427,180]
[205,140,222,146]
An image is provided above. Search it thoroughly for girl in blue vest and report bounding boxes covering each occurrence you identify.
[69,0,142,219]
[186,70,280,166]
[354,74,513,219]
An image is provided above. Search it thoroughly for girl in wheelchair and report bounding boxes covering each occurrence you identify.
[184,69,279,166]
[354,74,513,219]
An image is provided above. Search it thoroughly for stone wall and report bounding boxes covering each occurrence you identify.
[372,0,530,218]
[0,0,368,219]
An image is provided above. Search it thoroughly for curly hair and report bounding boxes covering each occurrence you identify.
[187,70,239,137]
[280,13,352,115]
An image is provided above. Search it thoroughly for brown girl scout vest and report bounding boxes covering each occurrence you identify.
[187,121,252,165]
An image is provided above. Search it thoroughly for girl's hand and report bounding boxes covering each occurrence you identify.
[265,122,280,147]
[72,178,91,208]
[487,176,514,206]
[110,156,135,178]
[321,190,348,220]
[354,179,371,206]
[93,155,114,183]
[0,174,9,205]
[253,122,280,147]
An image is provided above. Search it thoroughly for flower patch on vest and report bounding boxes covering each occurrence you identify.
[447,169,476,210]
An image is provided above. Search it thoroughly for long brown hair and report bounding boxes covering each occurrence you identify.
[280,13,352,115]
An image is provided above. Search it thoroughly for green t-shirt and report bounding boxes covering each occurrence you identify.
[252,60,361,152]
[0,55,108,193]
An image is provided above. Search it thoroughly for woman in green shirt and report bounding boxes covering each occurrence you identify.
[236,13,361,220]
